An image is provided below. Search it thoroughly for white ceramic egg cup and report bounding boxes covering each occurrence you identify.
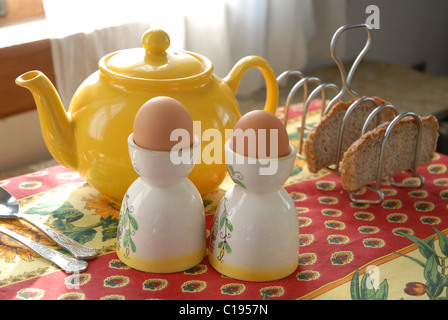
[116,133,205,273]
[209,140,299,282]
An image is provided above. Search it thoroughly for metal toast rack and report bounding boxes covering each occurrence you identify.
[280,23,425,204]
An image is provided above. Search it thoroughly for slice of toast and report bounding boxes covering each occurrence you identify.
[303,96,395,173]
[340,115,439,191]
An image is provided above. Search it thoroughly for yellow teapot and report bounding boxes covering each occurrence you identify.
[16,29,278,203]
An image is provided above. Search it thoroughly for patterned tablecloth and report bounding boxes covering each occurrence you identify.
[0,100,447,301]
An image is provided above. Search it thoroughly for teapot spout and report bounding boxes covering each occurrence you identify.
[16,71,78,170]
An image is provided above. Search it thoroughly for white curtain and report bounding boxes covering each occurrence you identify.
[44,0,346,108]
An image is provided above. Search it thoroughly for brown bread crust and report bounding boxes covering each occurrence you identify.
[303,96,393,173]
[340,115,439,191]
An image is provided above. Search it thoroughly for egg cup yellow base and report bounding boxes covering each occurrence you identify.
[208,253,298,282]
[116,246,206,273]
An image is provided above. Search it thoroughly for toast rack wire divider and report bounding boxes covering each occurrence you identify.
[279,23,425,204]
[277,70,340,159]
[348,111,425,204]
[333,96,385,172]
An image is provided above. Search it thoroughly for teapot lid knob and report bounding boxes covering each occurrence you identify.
[142,29,170,55]
[102,28,209,80]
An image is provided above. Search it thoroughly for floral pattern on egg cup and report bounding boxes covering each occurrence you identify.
[117,133,205,273]
[209,140,299,282]
[224,139,296,193]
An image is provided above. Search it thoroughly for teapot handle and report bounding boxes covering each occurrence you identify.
[224,56,279,114]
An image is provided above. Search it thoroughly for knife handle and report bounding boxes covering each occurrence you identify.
[0,226,88,273]
[21,215,98,260]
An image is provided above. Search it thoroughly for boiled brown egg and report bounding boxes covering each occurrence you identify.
[231,110,290,158]
[133,96,194,151]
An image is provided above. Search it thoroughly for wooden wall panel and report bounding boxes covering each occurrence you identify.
[0,39,55,118]
[0,0,45,26]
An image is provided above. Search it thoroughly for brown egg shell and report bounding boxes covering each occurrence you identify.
[231,110,290,158]
[133,96,194,151]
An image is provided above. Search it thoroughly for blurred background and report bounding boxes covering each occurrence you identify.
[1,0,448,176]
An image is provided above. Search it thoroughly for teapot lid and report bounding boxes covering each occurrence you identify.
[102,29,208,81]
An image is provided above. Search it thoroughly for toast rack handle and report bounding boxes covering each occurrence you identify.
[325,23,372,114]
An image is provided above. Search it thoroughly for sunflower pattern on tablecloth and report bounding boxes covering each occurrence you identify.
[0,219,57,263]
